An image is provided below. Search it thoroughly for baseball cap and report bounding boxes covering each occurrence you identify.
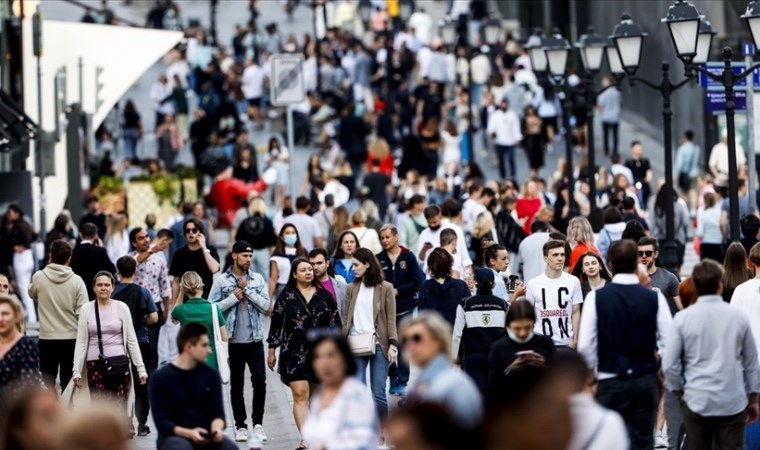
[232,241,253,254]
[475,268,495,284]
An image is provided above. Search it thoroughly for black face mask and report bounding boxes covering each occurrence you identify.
[429,225,441,231]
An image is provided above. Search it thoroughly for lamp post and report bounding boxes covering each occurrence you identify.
[660,0,760,243]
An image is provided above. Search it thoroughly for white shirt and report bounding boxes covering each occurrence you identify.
[408,12,433,45]
[415,222,473,268]
[150,81,174,115]
[708,141,747,176]
[731,278,760,356]
[518,232,550,282]
[567,393,629,450]
[470,54,491,85]
[242,64,265,99]
[277,213,323,251]
[423,248,465,280]
[525,272,583,346]
[350,284,375,336]
[487,108,523,146]
[577,273,672,380]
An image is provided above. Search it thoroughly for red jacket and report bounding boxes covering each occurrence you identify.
[206,178,266,228]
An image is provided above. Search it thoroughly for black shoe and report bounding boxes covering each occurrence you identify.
[137,425,150,437]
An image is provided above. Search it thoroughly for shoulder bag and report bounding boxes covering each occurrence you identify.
[211,304,230,384]
[346,286,377,357]
[94,302,131,386]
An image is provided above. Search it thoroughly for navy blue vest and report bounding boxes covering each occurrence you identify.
[596,282,659,378]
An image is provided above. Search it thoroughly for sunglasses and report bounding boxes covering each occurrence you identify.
[185,228,199,234]
[402,333,424,345]
[638,250,655,257]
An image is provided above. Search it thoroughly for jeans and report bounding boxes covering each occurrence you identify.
[252,249,270,282]
[229,341,267,428]
[38,339,76,390]
[681,401,747,450]
[389,312,412,388]
[495,144,516,179]
[123,127,140,161]
[159,436,238,450]
[356,343,389,421]
[148,303,165,374]
[132,342,152,427]
[603,121,619,157]
[461,352,489,397]
[596,373,658,450]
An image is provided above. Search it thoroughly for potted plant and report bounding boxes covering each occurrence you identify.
[93,175,125,214]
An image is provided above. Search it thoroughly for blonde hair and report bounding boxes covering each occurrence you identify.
[351,210,367,227]
[399,311,452,361]
[60,405,130,450]
[106,213,128,239]
[179,271,204,298]
[0,294,25,334]
[566,217,595,246]
[368,138,390,160]
[247,196,268,217]
[472,212,495,239]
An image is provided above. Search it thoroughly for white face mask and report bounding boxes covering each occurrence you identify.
[507,328,534,344]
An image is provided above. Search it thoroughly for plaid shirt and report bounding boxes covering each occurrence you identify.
[130,251,171,305]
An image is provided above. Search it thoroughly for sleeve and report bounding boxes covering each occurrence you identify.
[168,251,182,277]
[27,274,38,300]
[452,304,466,362]
[142,287,158,315]
[209,278,238,313]
[662,317,684,392]
[577,290,599,374]
[572,278,584,305]
[245,274,271,314]
[171,305,182,322]
[160,261,172,299]
[385,284,397,346]
[123,304,147,377]
[210,246,221,263]
[417,283,429,310]
[75,278,89,317]
[524,282,536,305]
[148,371,177,436]
[267,292,287,348]
[396,256,423,298]
[19,339,43,386]
[72,305,91,380]
[741,319,760,395]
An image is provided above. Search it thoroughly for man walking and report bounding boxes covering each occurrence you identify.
[113,256,158,436]
[281,196,324,251]
[377,224,424,395]
[208,241,270,443]
[578,239,672,450]
[28,239,88,389]
[638,237,682,314]
[308,248,347,316]
[487,98,522,179]
[69,222,115,300]
[664,259,760,450]
[169,218,220,301]
[525,240,583,349]
[149,322,237,450]
[130,227,172,373]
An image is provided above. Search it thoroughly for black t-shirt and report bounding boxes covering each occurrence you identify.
[488,333,556,388]
[363,172,390,208]
[625,158,651,182]
[111,283,157,343]
[169,246,220,299]
[79,213,107,240]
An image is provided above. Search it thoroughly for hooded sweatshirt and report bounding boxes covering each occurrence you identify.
[418,277,471,325]
[28,263,88,340]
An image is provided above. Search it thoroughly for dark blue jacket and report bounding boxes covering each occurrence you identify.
[418,277,471,326]
[376,247,425,314]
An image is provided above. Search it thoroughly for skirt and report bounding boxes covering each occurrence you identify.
[86,359,131,407]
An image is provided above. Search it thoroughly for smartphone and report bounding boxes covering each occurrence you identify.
[515,350,536,357]
[508,275,520,292]
[201,431,215,439]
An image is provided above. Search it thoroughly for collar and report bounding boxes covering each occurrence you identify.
[80,239,94,245]
[611,273,640,285]
[418,354,451,383]
[185,297,209,304]
[696,295,723,304]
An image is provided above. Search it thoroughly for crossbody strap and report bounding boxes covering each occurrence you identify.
[94,301,105,358]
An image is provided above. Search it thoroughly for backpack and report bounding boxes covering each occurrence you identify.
[236,214,275,249]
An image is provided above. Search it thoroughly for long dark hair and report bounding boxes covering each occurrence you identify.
[273,223,307,257]
[723,242,750,292]
[284,257,321,293]
[571,252,612,284]
[352,248,385,287]
[306,334,358,378]
[332,230,360,259]
[654,185,678,218]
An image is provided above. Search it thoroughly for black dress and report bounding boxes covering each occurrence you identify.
[267,287,342,384]
[0,336,42,393]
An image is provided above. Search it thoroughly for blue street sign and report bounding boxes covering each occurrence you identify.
[699,62,760,90]
[705,90,747,114]
[743,43,756,57]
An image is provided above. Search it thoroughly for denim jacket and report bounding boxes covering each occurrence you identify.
[208,267,271,342]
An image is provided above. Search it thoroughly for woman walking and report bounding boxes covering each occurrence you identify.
[1,205,36,323]
[571,252,613,299]
[332,230,360,283]
[267,258,341,450]
[171,271,228,369]
[418,248,471,326]
[342,248,397,430]
[69,271,146,420]
[0,295,42,400]
[566,217,600,273]
[269,224,308,305]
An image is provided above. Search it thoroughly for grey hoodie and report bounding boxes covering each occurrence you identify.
[28,263,88,340]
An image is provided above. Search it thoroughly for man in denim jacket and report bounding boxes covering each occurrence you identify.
[208,240,271,443]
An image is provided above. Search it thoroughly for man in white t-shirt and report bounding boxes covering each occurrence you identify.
[277,196,324,251]
[518,220,551,282]
[423,228,465,280]
[242,58,265,122]
[415,205,472,271]
[731,242,760,353]
[526,239,583,348]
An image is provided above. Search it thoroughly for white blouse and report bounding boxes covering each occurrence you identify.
[350,284,375,336]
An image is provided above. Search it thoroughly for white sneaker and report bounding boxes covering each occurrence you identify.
[654,431,668,448]
[235,427,248,442]
[253,424,268,442]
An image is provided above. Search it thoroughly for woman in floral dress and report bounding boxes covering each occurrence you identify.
[267,257,341,450]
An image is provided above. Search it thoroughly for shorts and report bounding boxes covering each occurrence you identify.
[247,97,262,108]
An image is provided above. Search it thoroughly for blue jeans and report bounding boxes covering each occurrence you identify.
[356,343,389,421]
[495,144,516,179]
[253,248,270,282]
[123,127,139,161]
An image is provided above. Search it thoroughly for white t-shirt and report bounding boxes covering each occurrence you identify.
[730,278,760,355]
[350,284,375,336]
[518,232,550,282]
[415,222,473,268]
[526,272,583,346]
[278,213,323,251]
[242,64,265,100]
[271,247,297,284]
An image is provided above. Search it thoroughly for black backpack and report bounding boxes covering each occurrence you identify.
[236,214,276,249]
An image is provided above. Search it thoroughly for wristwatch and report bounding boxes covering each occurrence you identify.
[204,248,211,254]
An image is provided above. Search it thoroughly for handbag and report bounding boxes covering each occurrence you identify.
[348,333,377,357]
[211,304,230,384]
[94,301,131,385]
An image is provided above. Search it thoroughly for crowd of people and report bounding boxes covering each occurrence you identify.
[3,0,760,449]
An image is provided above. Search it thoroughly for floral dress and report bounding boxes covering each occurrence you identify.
[267,287,341,384]
[0,336,42,390]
